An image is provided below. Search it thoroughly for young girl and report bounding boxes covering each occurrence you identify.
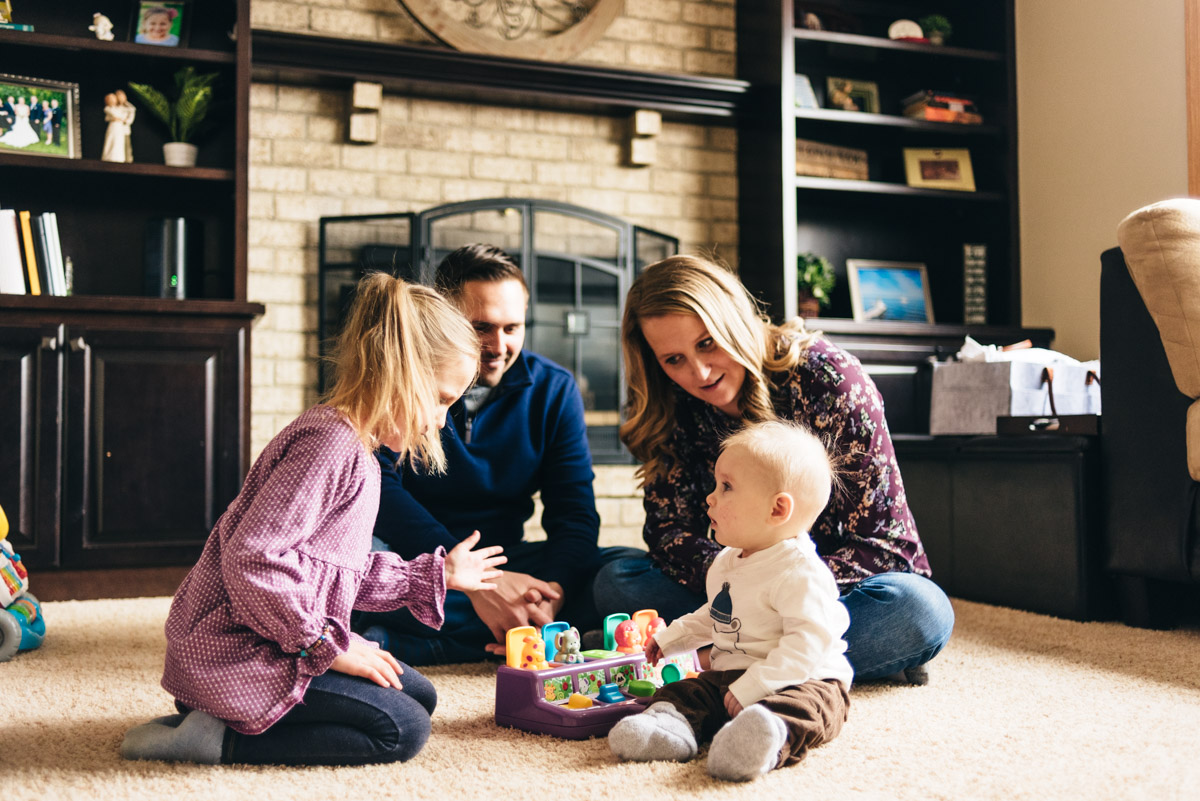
[135,6,180,46]
[121,273,505,766]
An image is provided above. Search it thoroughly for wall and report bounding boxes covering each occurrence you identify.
[1016,0,1188,361]
[246,1,738,453]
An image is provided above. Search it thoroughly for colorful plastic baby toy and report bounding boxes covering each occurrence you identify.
[0,502,46,662]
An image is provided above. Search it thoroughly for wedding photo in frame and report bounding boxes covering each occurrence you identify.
[0,74,80,159]
[130,1,189,47]
[847,259,935,323]
[903,147,976,192]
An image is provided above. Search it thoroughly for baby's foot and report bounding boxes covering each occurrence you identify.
[608,702,698,763]
[707,704,787,782]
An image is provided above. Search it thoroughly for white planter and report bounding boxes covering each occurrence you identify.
[162,142,198,167]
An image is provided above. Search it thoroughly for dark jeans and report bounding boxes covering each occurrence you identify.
[222,667,436,766]
[593,554,955,682]
[356,541,644,666]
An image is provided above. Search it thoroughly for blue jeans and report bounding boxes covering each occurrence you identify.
[356,541,645,666]
[592,554,954,682]
[223,667,436,766]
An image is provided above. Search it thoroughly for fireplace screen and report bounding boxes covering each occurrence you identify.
[319,199,678,463]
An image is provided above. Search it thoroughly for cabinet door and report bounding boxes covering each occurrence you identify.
[61,324,245,568]
[0,324,64,568]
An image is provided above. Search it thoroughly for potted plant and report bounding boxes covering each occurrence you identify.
[919,14,952,46]
[126,66,219,167]
[797,252,835,318]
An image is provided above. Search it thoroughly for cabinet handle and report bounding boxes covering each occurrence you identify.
[41,336,59,351]
[69,337,87,352]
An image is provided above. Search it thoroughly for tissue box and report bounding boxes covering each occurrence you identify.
[929,361,1098,435]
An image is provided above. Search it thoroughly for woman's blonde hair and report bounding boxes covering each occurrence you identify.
[620,255,819,483]
[323,272,477,471]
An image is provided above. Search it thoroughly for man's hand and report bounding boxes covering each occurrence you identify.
[723,690,743,718]
[330,640,404,689]
[467,569,562,647]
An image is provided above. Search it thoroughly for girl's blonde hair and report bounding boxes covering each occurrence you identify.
[323,272,477,471]
[620,255,819,484]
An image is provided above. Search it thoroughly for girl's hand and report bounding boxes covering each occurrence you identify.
[445,531,506,592]
[330,640,405,689]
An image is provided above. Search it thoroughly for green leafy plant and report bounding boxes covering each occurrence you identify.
[127,66,219,144]
[797,252,835,308]
[919,14,952,38]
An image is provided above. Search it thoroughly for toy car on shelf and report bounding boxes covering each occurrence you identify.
[493,610,700,739]
[0,502,45,663]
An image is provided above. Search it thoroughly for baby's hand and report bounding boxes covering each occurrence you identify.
[723,690,743,718]
[444,531,506,592]
[644,636,663,666]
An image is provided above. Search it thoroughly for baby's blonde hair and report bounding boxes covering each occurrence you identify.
[323,272,477,471]
[721,420,835,531]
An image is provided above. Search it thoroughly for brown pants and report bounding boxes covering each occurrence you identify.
[653,669,850,768]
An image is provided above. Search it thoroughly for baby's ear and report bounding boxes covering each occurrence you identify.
[769,492,794,524]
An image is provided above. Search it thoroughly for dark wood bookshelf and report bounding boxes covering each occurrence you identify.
[794,175,1005,201]
[793,28,1005,61]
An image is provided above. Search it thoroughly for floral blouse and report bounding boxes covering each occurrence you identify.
[641,336,930,594]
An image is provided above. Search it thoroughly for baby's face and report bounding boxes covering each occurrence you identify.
[706,445,778,555]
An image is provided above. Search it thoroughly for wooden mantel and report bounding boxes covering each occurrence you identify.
[250,30,749,122]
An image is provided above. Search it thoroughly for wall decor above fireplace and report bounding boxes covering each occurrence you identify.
[396,0,624,61]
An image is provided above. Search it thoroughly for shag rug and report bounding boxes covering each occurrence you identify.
[5,596,1200,801]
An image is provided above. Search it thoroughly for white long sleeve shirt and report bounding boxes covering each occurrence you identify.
[654,535,853,707]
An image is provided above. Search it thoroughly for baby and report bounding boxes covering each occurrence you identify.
[608,420,852,782]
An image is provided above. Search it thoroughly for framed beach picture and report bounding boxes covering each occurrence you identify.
[903,147,976,192]
[130,1,188,47]
[847,259,935,323]
[0,74,80,159]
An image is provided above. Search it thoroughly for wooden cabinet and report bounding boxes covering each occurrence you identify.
[0,300,258,570]
[737,0,1019,326]
[0,2,260,576]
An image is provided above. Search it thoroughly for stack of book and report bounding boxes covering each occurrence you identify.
[0,207,69,296]
[902,90,983,125]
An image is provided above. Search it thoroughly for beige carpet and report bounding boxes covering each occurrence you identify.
[5,596,1199,801]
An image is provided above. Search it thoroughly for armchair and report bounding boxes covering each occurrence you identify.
[1100,198,1200,627]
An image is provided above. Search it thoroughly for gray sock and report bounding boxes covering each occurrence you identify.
[707,704,787,782]
[121,709,226,764]
[608,702,698,763]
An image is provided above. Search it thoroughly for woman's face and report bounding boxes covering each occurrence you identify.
[639,313,746,417]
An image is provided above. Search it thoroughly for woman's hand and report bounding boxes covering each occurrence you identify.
[330,640,405,689]
[444,530,506,592]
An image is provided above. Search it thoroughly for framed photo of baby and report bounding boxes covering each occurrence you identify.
[0,75,80,159]
[130,1,188,47]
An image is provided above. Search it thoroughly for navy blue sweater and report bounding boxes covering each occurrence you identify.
[373,350,600,588]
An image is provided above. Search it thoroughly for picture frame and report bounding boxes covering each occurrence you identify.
[0,74,80,159]
[825,76,879,113]
[903,147,976,192]
[0,2,12,24]
[130,1,188,47]
[846,259,935,323]
[794,74,819,109]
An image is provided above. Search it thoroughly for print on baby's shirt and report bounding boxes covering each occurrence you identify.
[709,581,746,657]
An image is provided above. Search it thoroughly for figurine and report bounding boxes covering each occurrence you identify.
[101,90,136,163]
[613,619,644,654]
[89,12,115,41]
[518,635,549,671]
[553,626,584,664]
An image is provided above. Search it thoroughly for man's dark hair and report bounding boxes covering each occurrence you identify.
[434,244,528,299]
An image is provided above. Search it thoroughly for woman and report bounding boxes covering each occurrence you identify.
[594,255,953,683]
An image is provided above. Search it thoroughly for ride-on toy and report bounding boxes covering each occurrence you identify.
[0,502,45,662]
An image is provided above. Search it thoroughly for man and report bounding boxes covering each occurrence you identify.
[360,244,639,665]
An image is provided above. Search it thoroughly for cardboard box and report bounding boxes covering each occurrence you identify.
[796,138,868,180]
[929,360,1099,435]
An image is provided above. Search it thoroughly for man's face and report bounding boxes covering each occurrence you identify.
[455,278,527,387]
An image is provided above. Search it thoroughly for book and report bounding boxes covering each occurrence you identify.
[0,209,25,294]
[17,210,39,295]
[30,214,54,297]
[42,212,66,296]
[902,89,983,125]
[0,22,34,31]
